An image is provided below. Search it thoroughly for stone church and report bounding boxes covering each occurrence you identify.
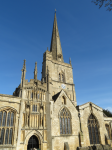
[0,12,112,150]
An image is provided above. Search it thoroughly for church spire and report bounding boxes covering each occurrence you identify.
[34,62,37,80]
[50,11,64,62]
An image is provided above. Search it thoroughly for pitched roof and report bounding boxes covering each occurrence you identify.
[52,91,61,102]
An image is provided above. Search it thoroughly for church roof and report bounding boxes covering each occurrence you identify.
[52,91,61,102]
[50,12,64,62]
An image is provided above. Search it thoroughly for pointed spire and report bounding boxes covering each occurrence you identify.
[21,59,26,87]
[50,11,64,62]
[34,62,37,80]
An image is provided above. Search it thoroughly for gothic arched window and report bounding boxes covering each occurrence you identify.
[88,114,100,144]
[0,110,15,145]
[59,107,71,135]
[59,72,64,82]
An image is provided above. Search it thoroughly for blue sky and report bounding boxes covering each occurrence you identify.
[0,0,112,111]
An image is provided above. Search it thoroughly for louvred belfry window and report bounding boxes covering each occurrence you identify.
[0,110,15,145]
[59,107,71,134]
[88,114,100,144]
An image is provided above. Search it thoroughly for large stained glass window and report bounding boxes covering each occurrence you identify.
[0,110,15,145]
[88,114,100,144]
[59,107,71,134]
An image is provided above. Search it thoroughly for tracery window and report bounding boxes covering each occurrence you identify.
[59,107,71,134]
[0,110,15,145]
[88,114,100,144]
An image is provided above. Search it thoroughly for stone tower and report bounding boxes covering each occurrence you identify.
[42,11,77,106]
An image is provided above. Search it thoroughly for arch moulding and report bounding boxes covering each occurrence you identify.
[24,130,43,146]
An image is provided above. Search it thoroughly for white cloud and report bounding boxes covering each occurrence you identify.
[104,107,112,112]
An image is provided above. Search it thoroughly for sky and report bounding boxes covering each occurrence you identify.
[0,0,112,111]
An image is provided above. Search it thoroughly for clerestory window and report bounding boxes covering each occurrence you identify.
[0,110,15,145]
[59,107,71,135]
[88,114,100,144]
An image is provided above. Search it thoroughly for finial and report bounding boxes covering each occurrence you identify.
[34,62,37,80]
[21,59,26,88]
[55,9,56,13]
[35,62,37,66]
[69,58,71,65]
[23,59,26,69]
[24,59,26,64]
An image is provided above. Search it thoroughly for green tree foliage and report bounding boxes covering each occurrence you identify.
[103,109,112,117]
[92,0,112,11]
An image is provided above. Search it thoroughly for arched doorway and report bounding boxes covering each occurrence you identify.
[27,135,40,150]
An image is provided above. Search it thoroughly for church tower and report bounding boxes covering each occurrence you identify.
[43,11,77,150]
[42,11,77,106]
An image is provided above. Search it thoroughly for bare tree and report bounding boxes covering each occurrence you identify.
[92,0,112,11]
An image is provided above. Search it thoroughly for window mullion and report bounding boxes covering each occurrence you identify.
[61,117,64,134]
[3,128,6,145]
[5,111,8,127]
[12,112,16,145]
[67,117,69,134]
[9,111,11,127]
[64,117,66,134]
[90,124,93,144]
[8,127,10,144]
